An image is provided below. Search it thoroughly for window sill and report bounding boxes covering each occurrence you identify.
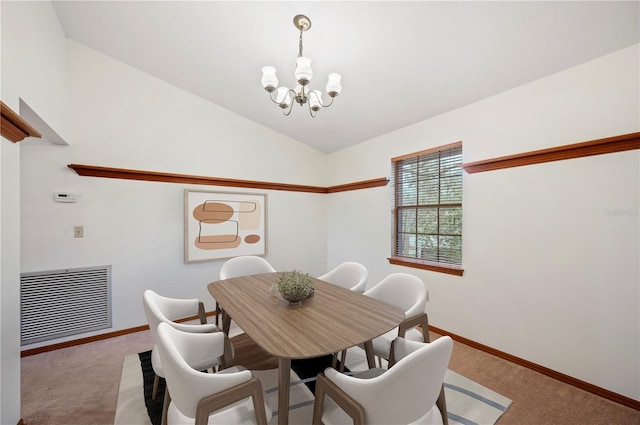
[388,257,464,276]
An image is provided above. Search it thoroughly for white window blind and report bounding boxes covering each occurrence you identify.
[391,141,463,266]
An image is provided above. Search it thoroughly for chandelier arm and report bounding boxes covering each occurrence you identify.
[319,94,335,108]
[282,97,295,116]
[307,90,336,108]
[268,90,282,105]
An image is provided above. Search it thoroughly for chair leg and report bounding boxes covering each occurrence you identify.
[161,387,171,425]
[364,340,376,369]
[312,375,327,425]
[339,349,347,372]
[215,301,220,326]
[436,384,448,425]
[198,301,207,325]
[152,374,160,400]
[222,310,232,336]
[331,350,348,371]
[220,334,233,369]
[313,373,366,425]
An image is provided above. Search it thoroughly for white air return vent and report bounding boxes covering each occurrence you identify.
[20,265,112,345]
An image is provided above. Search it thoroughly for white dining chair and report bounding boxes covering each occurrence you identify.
[313,335,453,425]
[318,262,368,371]
[218,256,276,331]
[362,273,430,368]
[143,290,231,425]
[318,262,368,293]
[156,322,272,425]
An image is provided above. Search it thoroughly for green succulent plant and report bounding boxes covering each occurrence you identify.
[277,270,314,302]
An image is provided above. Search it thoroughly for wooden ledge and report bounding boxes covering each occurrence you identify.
[460,132,640,174]
[388,257,464,276]
[1,101,41,143]
[326,177,389,193]
[68,164,388,194]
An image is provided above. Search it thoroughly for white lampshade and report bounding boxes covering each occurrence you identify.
[309,90,323,112]
[326,73,342,97]
[276,87,292,108]
[295,57,313,85]
[261,66,278,92]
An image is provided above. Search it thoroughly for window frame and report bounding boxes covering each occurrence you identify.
[388,141,464,276]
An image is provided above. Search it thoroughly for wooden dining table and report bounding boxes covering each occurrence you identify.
[207,272,405,425]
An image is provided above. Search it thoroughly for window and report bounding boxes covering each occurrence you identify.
[390,141,463,275]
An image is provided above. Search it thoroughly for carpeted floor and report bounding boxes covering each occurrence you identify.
[21,325,640,425]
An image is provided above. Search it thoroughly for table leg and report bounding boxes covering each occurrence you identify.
[278,357,291,425]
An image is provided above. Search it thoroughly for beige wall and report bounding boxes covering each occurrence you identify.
[326,44,640,400]
[19,39,329,344]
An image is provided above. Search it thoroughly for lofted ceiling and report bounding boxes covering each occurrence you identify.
[52,1,639,153]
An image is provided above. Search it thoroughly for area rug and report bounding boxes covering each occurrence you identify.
[115,344,511,425]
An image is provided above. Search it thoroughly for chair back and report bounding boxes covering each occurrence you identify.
[220,256,276,279]
[156,322,253,419]
[318,262,368,293]
[364,273,426,318]
[354,336,452,424]
[143,290,200,339]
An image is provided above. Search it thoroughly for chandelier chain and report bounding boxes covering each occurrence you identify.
[298,30,304,58]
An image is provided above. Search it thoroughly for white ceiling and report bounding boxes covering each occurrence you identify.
[52,1,639,153]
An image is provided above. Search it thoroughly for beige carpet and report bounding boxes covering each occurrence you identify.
[21,327,640,425]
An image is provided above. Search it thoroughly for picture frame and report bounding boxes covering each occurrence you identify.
[184,189,267,263]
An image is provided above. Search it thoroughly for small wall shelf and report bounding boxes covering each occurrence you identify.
[1,101,42,143]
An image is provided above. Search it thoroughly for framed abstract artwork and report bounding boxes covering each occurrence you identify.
[184,190,267,263]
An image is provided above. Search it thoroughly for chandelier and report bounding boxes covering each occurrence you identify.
[261,15,342,118]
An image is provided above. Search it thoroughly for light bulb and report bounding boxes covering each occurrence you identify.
[276,87,292,108]
[261,66,278,92]
[326,73,342,97]
[309,90,323,112]
[295,57,313,86]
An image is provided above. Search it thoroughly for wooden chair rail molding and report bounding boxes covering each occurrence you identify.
[1,100,41,143]
[460,131,640,174]
[67,164,388,194]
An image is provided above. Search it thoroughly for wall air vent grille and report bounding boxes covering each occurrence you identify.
[20,265,112,345]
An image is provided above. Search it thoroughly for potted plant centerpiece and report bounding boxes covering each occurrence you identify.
[277,270,314,305]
